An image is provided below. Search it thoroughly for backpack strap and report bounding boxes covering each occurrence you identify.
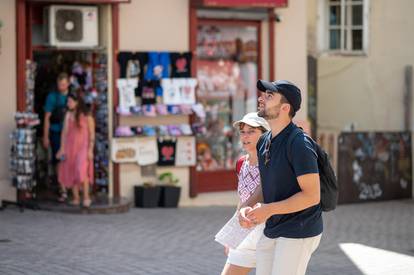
[256,130,271,151]
[286,127,304,164]
[236,155,247,175]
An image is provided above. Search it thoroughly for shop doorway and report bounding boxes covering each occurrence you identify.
[192,19,261,193]
[33,50,109,201]
[17,1,113,205]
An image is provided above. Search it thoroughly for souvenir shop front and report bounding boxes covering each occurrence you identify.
[9,0,127,211]
[114,0,295,205]
[6,0,308,208]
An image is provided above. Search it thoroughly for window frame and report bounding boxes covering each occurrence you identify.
[320,0,369,55]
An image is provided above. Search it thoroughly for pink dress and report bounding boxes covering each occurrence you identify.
[58,113,94,188]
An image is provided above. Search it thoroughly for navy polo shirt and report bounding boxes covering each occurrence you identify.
[44,91,67,132]
[257,122,323,239]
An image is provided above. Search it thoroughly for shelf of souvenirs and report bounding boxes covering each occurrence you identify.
[116,103,205,118]
[14,112,40,128]
[114,123,206,138]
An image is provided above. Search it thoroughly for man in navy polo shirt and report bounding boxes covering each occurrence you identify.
[239,80,322,275]
[43,73,70,200]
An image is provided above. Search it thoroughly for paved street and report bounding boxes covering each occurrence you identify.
[1,200,414,275]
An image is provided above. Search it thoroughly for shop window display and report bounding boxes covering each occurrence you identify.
[195,24,259,171]
[113,51,198,173]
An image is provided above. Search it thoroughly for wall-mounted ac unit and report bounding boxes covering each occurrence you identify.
[44,5,99,48]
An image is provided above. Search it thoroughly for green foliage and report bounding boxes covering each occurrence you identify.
[158,172,179,186]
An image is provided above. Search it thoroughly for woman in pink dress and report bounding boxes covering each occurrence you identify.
[56,91,94,207]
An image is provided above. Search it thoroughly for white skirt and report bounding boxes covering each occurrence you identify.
[226,223,265,268]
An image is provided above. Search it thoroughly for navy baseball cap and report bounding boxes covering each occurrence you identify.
[257,79,302,113]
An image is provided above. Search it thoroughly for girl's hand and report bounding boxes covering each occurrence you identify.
[224,245,229,256]
[246,203,272,225]
[56,149,64,160]
[238,207,255,228]
[43,137,50,149]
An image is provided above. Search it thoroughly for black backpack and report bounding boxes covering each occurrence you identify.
[287,127,338,212]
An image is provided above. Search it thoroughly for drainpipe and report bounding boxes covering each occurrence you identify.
[405,65,414,200]
[404,65,412,131]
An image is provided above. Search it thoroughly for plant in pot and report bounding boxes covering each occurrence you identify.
[134,181,161,208]
[158,172,181,208]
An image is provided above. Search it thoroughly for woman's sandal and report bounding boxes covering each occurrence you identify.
[83,199,92,208]
[57,191,68,203]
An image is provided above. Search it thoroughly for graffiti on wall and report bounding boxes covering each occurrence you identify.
[338,132,412,203]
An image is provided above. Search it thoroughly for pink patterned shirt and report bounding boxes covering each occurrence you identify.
[237,157,261,203]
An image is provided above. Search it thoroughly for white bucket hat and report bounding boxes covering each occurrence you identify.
[233,112,270,131]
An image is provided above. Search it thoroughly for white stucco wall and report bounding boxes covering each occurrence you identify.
[274,0,308,122]
[119,0,189,52]
[0,0,17,204]
[313,0,414,132]
[309,0,414,198]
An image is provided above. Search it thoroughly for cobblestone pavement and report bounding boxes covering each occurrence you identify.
[1,200,414,275]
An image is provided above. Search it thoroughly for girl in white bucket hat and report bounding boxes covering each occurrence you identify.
[221,112,270,275]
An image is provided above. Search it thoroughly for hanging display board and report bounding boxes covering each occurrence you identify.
[111,138,140,163]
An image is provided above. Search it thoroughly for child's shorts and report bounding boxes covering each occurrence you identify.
[226,223,265,268]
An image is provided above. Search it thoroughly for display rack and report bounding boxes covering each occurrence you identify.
[1,61,40,211]
[2,112,40,211]
[93,53,110,189]
[113,51,199,169]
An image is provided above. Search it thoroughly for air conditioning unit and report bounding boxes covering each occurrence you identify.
[44,5,99,48]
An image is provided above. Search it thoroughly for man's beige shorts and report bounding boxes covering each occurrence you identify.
[256,233,322,275]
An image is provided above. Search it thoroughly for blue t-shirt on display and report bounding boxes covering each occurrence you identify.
[257,122,323,239]
[145,52,171,80]
[44,91,68,132]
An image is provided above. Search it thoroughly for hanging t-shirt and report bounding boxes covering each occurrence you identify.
[157,138,177,166]
[117,52,147,79]
[180,78,197,105]
[170,52,192,78]
[161,78,180,105]
[117,78,138,113]
[136,137,158,166]
[141,80,160,105]
[117,52,147,96]
[145,52,170,80]
[162,78,197,105]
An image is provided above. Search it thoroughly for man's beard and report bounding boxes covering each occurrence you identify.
[258,105,281,120]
